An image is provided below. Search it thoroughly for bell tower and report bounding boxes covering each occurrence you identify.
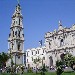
[7,3,24,66]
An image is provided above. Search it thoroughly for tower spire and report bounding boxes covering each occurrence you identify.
[7,2,24,67]
[17,0,20,4]
[58,20,63,30]
[59,20,62,26]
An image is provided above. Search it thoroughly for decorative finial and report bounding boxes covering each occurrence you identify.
[17,0,20,4]
[59,20,62,26]
[54,29,56,33]
[58,20,63,30]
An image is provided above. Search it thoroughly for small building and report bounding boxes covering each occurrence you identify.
[26,46,47,69]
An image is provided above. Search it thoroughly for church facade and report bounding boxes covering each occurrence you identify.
[6,3,75,69]
[44,21,75,67]
[26,21,75,68]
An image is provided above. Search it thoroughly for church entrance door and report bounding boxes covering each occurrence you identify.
[49,56,53,67]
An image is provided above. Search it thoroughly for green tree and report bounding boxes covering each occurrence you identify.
[34,57,41,74]
[56,60,64,75]
[41,64,47,75]
[0,52,9,68]
[64,53,75,70]
[0,53,3,68]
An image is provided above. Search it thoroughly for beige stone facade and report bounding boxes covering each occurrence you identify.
[26,21,75,68]
[45,21,75,67]
[6,4,25,67]
[6,3,75,68]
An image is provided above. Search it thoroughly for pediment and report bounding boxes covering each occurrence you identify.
[58,30,63,34]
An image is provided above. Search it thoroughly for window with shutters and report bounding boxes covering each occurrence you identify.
[32,51,33,55]
[27,52,28,56]
[18,42,20,50]
[36,51,37,54]
[19,18,20,25]
[18,31,20,37]
[13,31,14,37]
[38,50,39,54]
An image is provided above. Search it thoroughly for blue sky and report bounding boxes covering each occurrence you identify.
[0,0,75,52]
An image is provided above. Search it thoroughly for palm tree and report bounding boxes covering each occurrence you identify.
[0,52,9,68]
[34,57,41,74]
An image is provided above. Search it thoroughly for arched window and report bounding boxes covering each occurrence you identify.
[12,44,13,49]
[13,21,15,24]
[13,31,14,37]
[19,18,20,25]
[60,39,64,46]
[36,51,37,54]
[49,56,53,66]
[60,53,65,61]
[18,31,20,37]
[49,42,51,49]
[38,50,39,54]
[61,39,63,42]
[15,31,17,35]
[18,43,20,50]
[32,51,33,55]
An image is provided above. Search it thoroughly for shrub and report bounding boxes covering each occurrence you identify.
[56,60,64,75]
[27,67,33,73]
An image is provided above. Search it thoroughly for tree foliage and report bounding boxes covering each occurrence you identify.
[0,52,9,68]
[34,57,41,74]
[63,53,75,70]
[41,64,47,75]
[56,60,64,75]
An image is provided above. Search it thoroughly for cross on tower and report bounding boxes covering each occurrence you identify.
[17,0,20,4]
[7,1,24,67]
